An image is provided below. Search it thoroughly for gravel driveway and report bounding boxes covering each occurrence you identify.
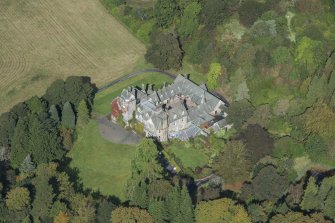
[97,116,141,145]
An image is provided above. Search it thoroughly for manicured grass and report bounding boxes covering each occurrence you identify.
[68,121,136,200]
[167,142,209,170]
[94,72,173,115]
[0,0,145,113]
[173,62,207,85]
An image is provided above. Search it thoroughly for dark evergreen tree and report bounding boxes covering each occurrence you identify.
[132,181,149,208]
[125,139,164,204]
[148,199,168,223]
[61,102,76,129]
[166,187,181,222]
[28,115,64,164]
[26,96,48,116]
[77,99,90,128]
[43,79,65,108]
[31,167,55,222]
[49,105,60,123]
[0,112,17,148]
[10,102,29,119]
[179,185,194,223]
[43,76,96,109]
[166,186,194,223]
[96,199,115,223]
[10,118,30,168]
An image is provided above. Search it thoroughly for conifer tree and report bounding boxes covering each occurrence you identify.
[31,168,55,221]
[49,105,60,123]
[166,186,194,223]
[179,185,194,223]
[132,181,149,208]
[77,100,90,128]
[301,177,321,211]
[324,189,335,219]
[61,102,76,129]
[28,114,64,164]
[19,154,36,174]
[166,187,181,223]
[148,199,167,223]
[10,118,30,168]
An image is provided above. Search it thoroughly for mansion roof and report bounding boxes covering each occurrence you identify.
[117,74,228,140]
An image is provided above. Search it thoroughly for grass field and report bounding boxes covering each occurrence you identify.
[167,142,209,170]
[68,120,136,200]
[0,0,145,113]
[69,73,172,199]
[94,72,173,114]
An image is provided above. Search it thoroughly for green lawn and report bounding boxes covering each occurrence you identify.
[70,71,203,199]
[168,142,209,170]
[94,72,173,115]
[68,121,136,200]
[173,61,207,85]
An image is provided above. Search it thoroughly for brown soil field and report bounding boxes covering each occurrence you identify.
[0,0,145,113]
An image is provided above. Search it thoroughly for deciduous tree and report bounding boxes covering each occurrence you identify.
[247,165,289,202]
[154,0,178,28]
[195,198,251,223]
[145,33,183,70]
[206,63,222,90]
[178,2,201,37]
[200,0,234,28]
[213,140,251,184]
[111,207,154,223]
[54,211,70,223]
[239,124,274,163]
[304,104,335,139]
[5,187,30,210]
[239,0,265,27]
[226,99,255,131]
[270,211,329,223]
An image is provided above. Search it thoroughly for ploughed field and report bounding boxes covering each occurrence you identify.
[0,0,145,113]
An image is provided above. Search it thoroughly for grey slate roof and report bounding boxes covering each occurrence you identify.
[167,103,188,123]
[120,74,227,138]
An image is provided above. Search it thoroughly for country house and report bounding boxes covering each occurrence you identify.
[111,75,229,141]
